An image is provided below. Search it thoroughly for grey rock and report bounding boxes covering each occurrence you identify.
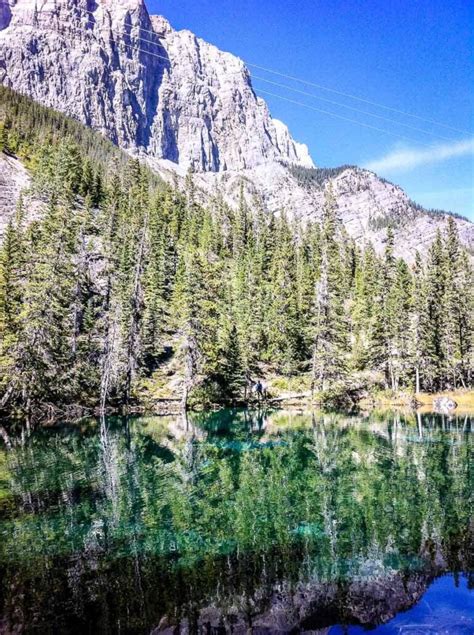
[0,0,313,173]
[0,151,43,238]
[0,0,472,260]
[433,396,457,412]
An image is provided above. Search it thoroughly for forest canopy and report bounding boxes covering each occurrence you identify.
[0,87,473,420]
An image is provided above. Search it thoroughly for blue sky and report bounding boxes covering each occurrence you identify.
[147,0,474,219]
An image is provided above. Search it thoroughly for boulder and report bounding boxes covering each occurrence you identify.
[433,396,457,412]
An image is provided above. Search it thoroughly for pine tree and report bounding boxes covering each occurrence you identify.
[423,230,446,390]
[456,251,474,387]
[232,183,251,257]
[442,217,470,388]
[220,324,246,401]
[381,229,398,389]
[0,117,11,153]
[141,200,168,371]
[0,220,23,336]
[411,252,429,393]
[311,187,348,391]
[81,158,94,198]
[117,162,149,404]
[266,214,302,374]
[18,198,78,409]
[351,244,381,371]
[0,212,25,406]
[390,258,413,388]
[172,244,223,408]
[296,222,321,358]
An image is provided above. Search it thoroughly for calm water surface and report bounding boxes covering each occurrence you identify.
[0,409,472,633]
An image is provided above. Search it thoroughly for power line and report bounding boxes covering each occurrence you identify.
[12,14,466,148]
[247,62,472,136]
[252,76,458,142]
[255,89,437,148]
[54,4,472,137]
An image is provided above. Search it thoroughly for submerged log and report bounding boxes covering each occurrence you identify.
[268,391,312,403]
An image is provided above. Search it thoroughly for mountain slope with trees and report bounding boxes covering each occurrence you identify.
[0,88,473,421]
[1,0,472,263]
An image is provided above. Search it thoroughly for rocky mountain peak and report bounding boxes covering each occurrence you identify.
[150,14,172,37]
[0,0,471,260]
[0,0,314,172]
[98,0,145,8]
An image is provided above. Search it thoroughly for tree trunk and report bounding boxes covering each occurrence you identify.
[181,383,188,413]
[389,361,396,392]
[0,425,12,450]
[417,411,423,439]
[124,221,147,405]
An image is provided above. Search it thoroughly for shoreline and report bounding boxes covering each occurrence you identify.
[1,389,473,428]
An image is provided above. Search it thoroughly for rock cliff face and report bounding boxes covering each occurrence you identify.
[0,0,313,172]
[197,162,474,261]
[0,0,472,258]
[0,152,37,240]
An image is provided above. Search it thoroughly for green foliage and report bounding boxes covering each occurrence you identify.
[311,186,350,390]
[219,325,246,400]
[0,88,472,417]
[287,164,355,189]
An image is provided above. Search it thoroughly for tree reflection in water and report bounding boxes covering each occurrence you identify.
[0,409,472,632]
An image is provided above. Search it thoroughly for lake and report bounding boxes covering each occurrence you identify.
[0,409,472,633]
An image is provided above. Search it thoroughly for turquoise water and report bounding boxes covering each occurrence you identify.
[0,409,472,633]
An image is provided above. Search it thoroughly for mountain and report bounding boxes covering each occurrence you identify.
[0,0,472,261]
[0,0,312,172]
[196,162,474,261]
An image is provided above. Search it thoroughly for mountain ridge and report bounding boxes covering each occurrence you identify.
[0,0,314,171]
[0,0,472,260]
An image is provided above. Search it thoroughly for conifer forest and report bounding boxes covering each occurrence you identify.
[0,87,473,421]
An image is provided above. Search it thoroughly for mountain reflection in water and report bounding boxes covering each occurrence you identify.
[0,409,472,633]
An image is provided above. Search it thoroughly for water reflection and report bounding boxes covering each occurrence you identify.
[0,409,472,633]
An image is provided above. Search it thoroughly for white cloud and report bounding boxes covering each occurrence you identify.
[364,138,474,173]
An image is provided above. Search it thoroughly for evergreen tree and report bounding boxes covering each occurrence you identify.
[390,258,413,388]
[0,119,10,153]
[311,187,348,391]
[266,214,302,373]
[442,217,473,388]
[220,324,246,401]
[351,244,381,370]
[423,231,446,390]
[0,212,25,405]
[17,197,78,409]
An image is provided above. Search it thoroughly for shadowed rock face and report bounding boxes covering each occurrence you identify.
[150,562,457,633]
[0,547,464,634]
